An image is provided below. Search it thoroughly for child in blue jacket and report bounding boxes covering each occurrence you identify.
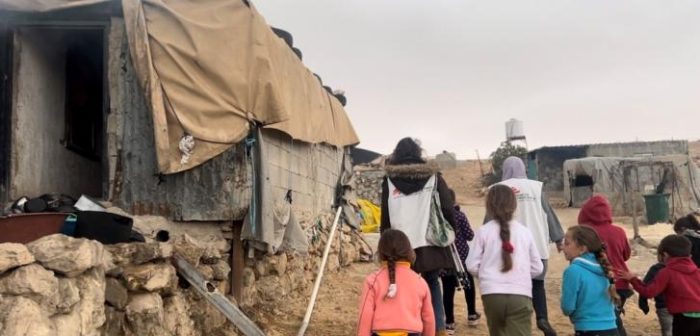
[561,225,619,336]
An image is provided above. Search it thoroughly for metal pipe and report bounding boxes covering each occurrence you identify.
[297,206,343,336]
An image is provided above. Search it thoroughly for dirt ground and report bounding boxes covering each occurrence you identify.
[263,203,672,336]
[260,155,692,336]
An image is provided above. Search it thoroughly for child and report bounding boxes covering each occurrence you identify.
[577,195,631,335]
[673,213,700,267]
[441,190,480,335]
[637,254,672,336]
[618,234,700,336]
[466,184,543,336]
[560,225,619,336]
[357,229,435,336]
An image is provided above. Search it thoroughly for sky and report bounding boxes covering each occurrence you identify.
[254,1,700,159]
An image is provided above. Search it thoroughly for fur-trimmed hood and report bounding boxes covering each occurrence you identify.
[384,163,439,180]
[384,163,440,196]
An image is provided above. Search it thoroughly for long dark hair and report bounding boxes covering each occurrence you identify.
[377,229,415,299]
[388,137,425,165]
[486,185,517,272]
[567,225,621,306]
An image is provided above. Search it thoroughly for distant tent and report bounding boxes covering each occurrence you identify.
[563,155,700,220]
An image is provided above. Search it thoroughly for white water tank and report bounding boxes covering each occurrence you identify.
[506,118,525,141]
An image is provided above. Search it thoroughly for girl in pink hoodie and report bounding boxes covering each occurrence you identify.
[357,229,435,336]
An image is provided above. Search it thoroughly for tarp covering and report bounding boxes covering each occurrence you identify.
[563,155,700,219]
[2,0,360,173]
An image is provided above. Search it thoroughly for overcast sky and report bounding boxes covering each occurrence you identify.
[254,1,700,159]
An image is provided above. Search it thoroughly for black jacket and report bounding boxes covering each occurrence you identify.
[380,162,456,273]
[638,262,666,312]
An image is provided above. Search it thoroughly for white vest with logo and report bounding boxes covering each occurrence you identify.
[497,178,550,259]
[387,175,436,249]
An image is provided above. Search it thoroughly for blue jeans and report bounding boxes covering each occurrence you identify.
[422,270,445,331]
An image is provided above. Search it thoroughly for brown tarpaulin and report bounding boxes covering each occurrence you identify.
[1,0,359,173]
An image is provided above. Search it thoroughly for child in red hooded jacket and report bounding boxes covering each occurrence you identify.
[618,234,700,336]
[578,195,632,336]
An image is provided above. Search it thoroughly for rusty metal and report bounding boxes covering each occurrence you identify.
[172,254,265,336]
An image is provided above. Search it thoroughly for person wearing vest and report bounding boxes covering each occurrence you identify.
[380,137,457,336]
[486,156,565,336]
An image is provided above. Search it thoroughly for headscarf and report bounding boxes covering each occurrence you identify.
[501,156,527,180]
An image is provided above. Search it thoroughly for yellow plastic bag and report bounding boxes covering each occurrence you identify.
[357,199,381,233]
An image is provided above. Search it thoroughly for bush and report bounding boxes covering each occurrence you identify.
[488,142,528,183]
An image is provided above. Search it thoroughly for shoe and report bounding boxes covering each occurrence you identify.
[467,312,481,326]
[445,323,455,336]
[536,318,557,336]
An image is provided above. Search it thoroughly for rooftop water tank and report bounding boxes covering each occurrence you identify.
[506,118,525,141]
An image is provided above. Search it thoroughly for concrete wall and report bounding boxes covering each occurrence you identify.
[10,28,101,199]
[588,140,688,157]
[532,146,588,194]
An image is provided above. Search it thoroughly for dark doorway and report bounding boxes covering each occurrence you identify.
[8,26,106,200]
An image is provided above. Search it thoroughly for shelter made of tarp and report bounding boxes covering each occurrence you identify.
[1,0,359,173]
[563,155,700,219]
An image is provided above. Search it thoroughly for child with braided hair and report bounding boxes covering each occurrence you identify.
[560,225,619,336]
[357,229,435,336]
[466,184,543,336]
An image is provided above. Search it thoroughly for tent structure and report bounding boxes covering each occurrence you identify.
[563,155,700,221]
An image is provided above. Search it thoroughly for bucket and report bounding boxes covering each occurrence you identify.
[0,213,70,244]
[643,193,670,224]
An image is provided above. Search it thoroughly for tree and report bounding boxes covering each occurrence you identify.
[483,142,528,186]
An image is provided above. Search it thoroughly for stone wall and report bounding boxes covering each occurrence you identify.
[238,210,372,312]
[353,167,385,206]
[0,233,235,336]
[0,210,372,336]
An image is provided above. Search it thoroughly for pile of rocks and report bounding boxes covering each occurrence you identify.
[353,167,385,205]
[239,210,373,311]
[0,233,235,336]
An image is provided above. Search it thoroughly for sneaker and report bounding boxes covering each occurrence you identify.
[467,312,481,326]
[445,323,455,336]
[536,318,557,336]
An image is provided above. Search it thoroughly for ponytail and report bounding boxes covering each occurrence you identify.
[495,213,514,272]
[386,258,397,299]
[593,246,621,306]
[376,230,414,300]
[486,185,517,273]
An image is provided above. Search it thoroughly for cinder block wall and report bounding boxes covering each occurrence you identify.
[261,129,343,215]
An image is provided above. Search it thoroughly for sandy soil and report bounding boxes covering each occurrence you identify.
[263,204,673,336]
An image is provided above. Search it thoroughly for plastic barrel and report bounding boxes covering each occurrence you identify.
[643,194,670,224]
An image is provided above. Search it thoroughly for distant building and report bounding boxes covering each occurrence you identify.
[528,140,689,197]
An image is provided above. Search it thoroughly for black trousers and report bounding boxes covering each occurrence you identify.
[574,329,618,336]
[442,273,477,324]
[672,314,700,336]
[532,279,548,320]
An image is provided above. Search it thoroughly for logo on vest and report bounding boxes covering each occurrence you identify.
[510,186,521,194]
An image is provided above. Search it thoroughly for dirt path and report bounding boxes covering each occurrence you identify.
[264,204,673,336]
